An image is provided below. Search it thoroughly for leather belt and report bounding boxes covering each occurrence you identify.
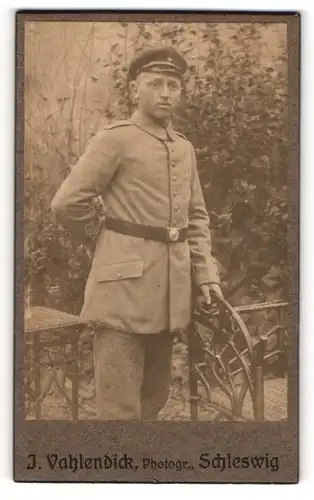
[104,217,187,243]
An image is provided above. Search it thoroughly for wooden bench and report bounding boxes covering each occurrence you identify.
[24,306,87,420]
[24,300,288,421]
[188,298,288,421]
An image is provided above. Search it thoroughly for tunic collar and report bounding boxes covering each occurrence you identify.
[129,110,176,142]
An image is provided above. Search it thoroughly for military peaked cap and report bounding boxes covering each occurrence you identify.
[128,45,187,81]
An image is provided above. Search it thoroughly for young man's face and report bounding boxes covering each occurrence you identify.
[134,72,182,122]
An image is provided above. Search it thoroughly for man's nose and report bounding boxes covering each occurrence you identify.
[160,84,170,98]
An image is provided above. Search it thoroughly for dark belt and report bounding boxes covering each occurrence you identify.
[104,217,187,243]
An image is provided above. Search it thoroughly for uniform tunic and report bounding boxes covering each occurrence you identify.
[51,111,220,334]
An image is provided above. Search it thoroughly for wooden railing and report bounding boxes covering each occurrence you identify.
[188,296,288,421]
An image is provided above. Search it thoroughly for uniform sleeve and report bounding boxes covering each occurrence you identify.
[187,145,220,287]
[51,130,121,243]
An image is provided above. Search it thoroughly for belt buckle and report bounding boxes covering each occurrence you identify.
[167,227,179,242]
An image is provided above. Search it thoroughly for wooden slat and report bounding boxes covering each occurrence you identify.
[25,306,87,333]
[234,300,288,313]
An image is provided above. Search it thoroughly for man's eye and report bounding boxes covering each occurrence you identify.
[169,83,180,91]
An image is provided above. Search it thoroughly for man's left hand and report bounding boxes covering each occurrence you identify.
[199,283,224,306]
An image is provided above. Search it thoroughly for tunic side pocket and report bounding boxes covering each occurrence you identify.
[97,260,144,282]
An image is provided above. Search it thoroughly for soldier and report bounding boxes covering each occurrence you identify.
[51,45,223,420]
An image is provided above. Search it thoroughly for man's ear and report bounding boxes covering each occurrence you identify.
[129,80,139,104]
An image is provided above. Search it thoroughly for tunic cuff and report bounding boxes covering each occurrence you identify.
[84,216,103,241]
[193,266,221,288]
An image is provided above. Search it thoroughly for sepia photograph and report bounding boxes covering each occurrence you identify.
[24,18,290,422]
[15,11,299,483]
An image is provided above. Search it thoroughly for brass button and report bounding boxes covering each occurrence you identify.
[116,271,122,278]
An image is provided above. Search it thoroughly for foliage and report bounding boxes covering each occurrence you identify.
[24,21,288,311]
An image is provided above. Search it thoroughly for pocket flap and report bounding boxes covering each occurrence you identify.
[97,260,144,283]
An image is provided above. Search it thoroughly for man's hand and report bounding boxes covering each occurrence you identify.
[199,283,224,306]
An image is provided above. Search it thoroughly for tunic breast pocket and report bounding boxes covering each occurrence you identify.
[97,260,144,283]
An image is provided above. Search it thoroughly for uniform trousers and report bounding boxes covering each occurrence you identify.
[93,328,174,420]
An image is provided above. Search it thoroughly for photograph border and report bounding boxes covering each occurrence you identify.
[14,10,300,483]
